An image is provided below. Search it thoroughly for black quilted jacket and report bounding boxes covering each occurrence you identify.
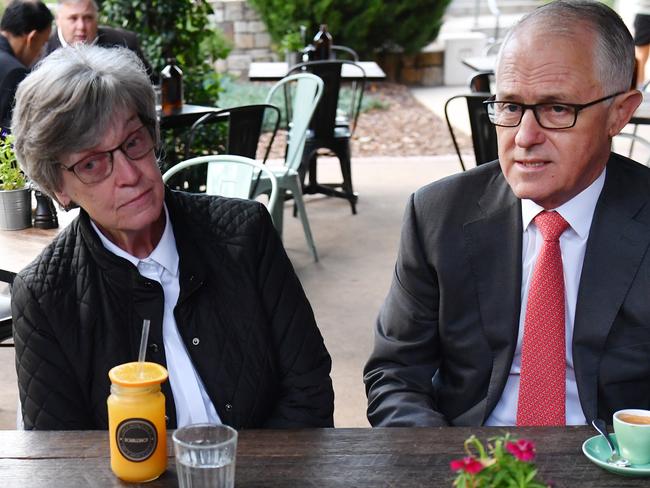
[12,189,334,430]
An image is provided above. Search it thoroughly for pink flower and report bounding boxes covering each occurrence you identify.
[506,439,536,462]
[450,456,485,474]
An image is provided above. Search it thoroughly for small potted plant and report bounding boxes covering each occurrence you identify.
[0,131,31,230]
[280,29,305,67]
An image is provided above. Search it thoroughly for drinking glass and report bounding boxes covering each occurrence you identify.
[173,423,238,488]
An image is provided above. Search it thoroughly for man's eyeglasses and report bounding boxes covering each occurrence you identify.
[59,125,154,184]
[483,92,624,129]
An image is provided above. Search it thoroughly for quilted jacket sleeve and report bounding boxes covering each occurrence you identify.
[254,206,335,428]
[12,272,93,429]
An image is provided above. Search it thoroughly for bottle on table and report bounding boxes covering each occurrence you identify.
[107,361,169,483]
[160,57,183,116]
[313,24,332,60]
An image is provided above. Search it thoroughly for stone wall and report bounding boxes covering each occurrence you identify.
[208,0,276,78]
[207,0,445,85]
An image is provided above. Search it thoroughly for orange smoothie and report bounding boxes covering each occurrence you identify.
[107,362,169,483]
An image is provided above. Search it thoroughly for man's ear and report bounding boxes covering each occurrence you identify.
[608,89,643,137]
[25,29,37,47]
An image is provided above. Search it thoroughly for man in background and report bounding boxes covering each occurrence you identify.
[0,0,52,129]
[45,0,155,81]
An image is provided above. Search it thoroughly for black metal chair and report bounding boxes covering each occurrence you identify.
[171,104,280,193]
[331,45,359,62]
[0,293,13,348]
[444,93,498,171]
[468,71,493,93]
[288,60,366,214]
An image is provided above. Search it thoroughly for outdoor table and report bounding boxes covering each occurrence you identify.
[461,55,496,73]
[248,61,386,81]
[159,103,219,130]
[0,426,646,486]
[0,208,77,284]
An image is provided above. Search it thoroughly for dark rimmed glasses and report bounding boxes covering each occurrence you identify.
[59,125,155,184]
[483,91,625,129]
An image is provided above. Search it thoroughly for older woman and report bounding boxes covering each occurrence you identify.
[10,45,334,430]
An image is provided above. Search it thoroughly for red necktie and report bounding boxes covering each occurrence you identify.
[517,211,569,426]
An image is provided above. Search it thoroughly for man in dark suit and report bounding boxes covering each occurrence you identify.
[0,0,52,129]
[364,0,650,427]
[45,0,155,81]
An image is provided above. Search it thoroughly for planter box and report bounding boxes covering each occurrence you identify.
[0,188,32,230]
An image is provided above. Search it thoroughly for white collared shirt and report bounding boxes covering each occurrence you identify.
[91,205,221,427]
[485,168,606,426]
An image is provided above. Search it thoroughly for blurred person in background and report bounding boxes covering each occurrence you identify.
[0,0,52,129]
[45,0,156,82]
[634,0,650,87]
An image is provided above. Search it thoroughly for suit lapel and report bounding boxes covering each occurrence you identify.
[463,169,522,423]
[574,156,650,422]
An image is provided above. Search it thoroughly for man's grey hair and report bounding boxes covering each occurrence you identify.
[498,0,635,94]
[11,45,159,198]
[57,0,98,12]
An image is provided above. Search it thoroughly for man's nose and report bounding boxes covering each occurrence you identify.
[514,109,545,148]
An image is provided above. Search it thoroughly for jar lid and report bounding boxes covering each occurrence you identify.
[109,361,168,387]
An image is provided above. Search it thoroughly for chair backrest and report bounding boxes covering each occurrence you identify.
[0,294,12,347]
[613,132,650,167]
[468,71,492,93]
[264,73,324,172]
[444,93,498,171]
[184,104,281,162]
[331,45,359,62]
[288,60,366,139]
[162,155,279,220]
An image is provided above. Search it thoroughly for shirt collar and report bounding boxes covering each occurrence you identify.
[521,167,606,239]
[56,27,98,48]
[90,203,179,276]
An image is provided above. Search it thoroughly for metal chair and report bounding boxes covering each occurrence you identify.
[444,93,498,171]
[183,104,281,162]
[288,60,366,214]
[162,155,279,226]
[331,45,359,62]
[0,293,13,348]
[613,132,650,167]
[253,73,323,261]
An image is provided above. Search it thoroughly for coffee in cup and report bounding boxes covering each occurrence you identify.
[613,409,650,465]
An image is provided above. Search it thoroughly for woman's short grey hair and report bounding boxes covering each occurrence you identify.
[11,45,158,198]
[498,0,635,94]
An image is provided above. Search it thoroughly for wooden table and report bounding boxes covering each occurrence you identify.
[159,103,219,130]
[0,427,646,487]
[0,208,77,284]
[248,61,386,81]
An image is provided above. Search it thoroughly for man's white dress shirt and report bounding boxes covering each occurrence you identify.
[485,168,606,426]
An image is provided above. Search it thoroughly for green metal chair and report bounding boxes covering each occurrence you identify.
[253,72,324,261]
[162,155,279,226]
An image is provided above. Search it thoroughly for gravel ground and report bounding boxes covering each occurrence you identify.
[262,82,471,159]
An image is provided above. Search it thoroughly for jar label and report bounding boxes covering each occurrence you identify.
[116,418,158,462]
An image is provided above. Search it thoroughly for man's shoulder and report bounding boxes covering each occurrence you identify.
[97,26,139,48]
[413,161,505,208]
[0,49,25,77]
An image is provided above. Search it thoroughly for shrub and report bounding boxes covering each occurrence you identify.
[100,0,231,106]
[248,0,452,57]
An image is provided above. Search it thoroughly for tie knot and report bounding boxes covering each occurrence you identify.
[534,211,569,241]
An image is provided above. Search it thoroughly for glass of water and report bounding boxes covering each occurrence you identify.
[173,424,238,488]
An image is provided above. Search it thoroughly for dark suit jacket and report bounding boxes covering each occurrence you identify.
[0,34,28,129]
[45,26,156,82]
[364,153,650,426]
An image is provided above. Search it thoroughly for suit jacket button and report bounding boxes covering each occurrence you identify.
[148,343,159,353]
[192,337,200,346]
[225,403,232,411]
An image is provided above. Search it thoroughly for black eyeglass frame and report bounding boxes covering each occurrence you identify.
[58,125,155,184]
[483,91,625,129]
